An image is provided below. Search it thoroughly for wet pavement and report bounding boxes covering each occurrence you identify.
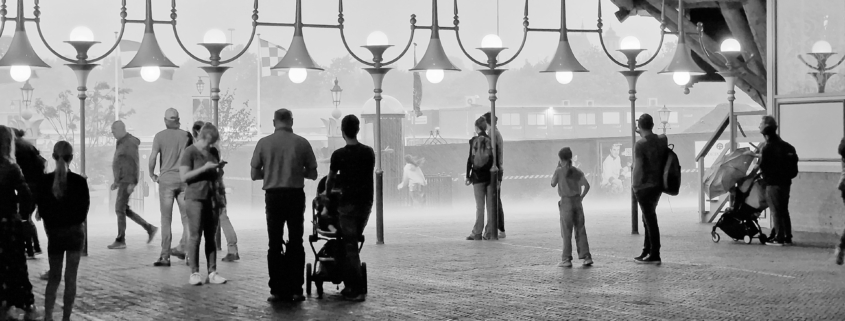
[18,200,845,320]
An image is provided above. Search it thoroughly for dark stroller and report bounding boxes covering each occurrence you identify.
[305,177,367,298]
[711,174,768,244]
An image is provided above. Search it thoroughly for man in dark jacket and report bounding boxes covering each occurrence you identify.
[108,120,157,249]
[758,116,797,246]
[837,138,845,265]
[632,114,668,264]
[14,128,44,258]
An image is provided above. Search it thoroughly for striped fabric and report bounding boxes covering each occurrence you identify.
[259,38,287,77]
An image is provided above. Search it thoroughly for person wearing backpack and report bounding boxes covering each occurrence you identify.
[465,117,495,241]
[632,114,668,265]
[757,116,797,246]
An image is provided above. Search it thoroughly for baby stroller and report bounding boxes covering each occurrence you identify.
[305,177,367,298]
[711,173,768,244]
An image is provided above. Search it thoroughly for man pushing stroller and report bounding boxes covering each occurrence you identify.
[325,115,375,301]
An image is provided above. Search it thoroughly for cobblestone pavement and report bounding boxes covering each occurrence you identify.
[18,200,845,321]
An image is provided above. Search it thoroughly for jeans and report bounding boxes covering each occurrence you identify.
[265,188,305,296]
[115,183,152,242]
[766,184,792,243]
[186,199,218,273]
[158,179,188,258]
[471,182,496,237]
[338,202,372,294]
[559,197,590,261]
[216,207,238,254]
[635,187,662,257]
[44,224,83,320]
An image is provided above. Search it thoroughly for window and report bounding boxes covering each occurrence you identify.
[626,112,645,123]
[501,113,520,126]
[578,113,596,125]
[527,113,545,126]
[602,112,620,124]
[562,100,571,107]
[669,112,679,124]
[553,113,571,126]
[648,98,658,106]
[586,100,595,107]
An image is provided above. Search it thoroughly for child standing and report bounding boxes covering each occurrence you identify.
[551,147,593,267]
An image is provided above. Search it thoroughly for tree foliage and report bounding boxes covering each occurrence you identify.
[216,89,256,159]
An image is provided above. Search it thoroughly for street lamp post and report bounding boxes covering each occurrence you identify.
[337,0,419,244]
[330,77,343,119]
[658,105,672,134]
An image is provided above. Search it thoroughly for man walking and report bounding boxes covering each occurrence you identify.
[326,115,375,301]
[632,114,667,264]
[483,112,505,238]
[758,116,797,246]
[251,109,318,303]
[108,120,157,249]
[149,109,193,266]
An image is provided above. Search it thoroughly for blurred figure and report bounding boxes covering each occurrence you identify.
[0,125,38,321]
[602,144,624,194]
[150,108,193,267]
[193,121,239,262]
[108,121,158,250]
[36,141,89,321]
[13,128,45,260]
[180,123,227,285]
[551,147,592,268]
[483,112,506,238]
[398,155,427,208]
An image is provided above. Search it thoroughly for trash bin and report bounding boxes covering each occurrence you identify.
[423,174,452,208]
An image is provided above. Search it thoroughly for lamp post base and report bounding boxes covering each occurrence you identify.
[376,170,384,245]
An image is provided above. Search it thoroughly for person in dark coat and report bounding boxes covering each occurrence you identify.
[0,125,38,321]
[36,141,89,321]
[13,128,45,259]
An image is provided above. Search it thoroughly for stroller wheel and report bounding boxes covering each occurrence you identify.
[743,235,752,244]
[361,262,368,294]
[306,263,312,296]
[759,233,767,244]
[711,232,720,243]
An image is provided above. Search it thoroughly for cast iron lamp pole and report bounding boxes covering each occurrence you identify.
[694,37,750,153]
[31,0,132,256]
[446,0,533,240]
[336,0,418,244]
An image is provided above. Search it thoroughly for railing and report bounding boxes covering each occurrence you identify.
[696,110,766,223]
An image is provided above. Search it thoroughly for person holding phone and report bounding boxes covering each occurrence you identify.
[180,123,227,286]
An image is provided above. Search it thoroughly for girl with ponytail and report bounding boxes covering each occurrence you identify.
[35,141,90,321]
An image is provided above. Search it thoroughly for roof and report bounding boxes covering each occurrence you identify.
[683,103,765,134]
[362,95,407,115]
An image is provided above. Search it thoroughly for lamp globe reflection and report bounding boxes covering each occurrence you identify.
[289,68,308,83]
[203,29,228,44]
[555,71,573,84]
[69,26,95,42]
[812,40,832,54]
[720,38,741,52]
[10,66,31,82]
[481,34,503,48]
[141,66,161,82]
[426,69,444,84]
[620,36,641,50]
[366,31,389,46]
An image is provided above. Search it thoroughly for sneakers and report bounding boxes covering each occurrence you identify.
[153,258,171,267]
[107,240,126,250]
[465,234,481,241]
[634,255,661,264]
[189,273,203,286]
[557,260,572,268]
[634,251,649,261]
[835,247,844,265]
[221,253,240,262]
[499,231,506,239]
[583,257,594,266]
[170,248,187,260]
[206,272,227,284]
[766,242,784,247]
[147,226,159,244]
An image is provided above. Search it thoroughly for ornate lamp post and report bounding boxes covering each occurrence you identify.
[196,76,206,95]
[330,77,342,119]
[0,0,51,82]
[798,40,845,94]
[20,79,33,109]
[336,0,419,244]
[658,105,672,134]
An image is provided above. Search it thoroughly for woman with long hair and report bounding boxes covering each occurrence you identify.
[180,123,228,285]
[464,117,495,241]
[0,125,38,321]
[35,141,89,321]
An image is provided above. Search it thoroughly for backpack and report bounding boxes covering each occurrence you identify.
[784,143,799,179]
[471,136,493,171]
[662,143,682,196]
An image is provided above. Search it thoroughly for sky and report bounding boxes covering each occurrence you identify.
[17,0,668,70]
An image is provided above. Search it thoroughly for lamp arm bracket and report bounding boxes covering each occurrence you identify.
[255,22,295,27]
[797,55,816,70]
[302,24,341,30]
[88,24,128,63]
[526,28,558,33]
[0,19,5,39]
[568,28,600,34]
[33,18,84,64]
[451,26,487,67]
[495,28,528,67]
[415,26,433,30]
[170,21,212,65]
[596,31,627,68]
[383,26,417,66]
[220,26,260,65]
[125,19,145,24]
[634,30,665,69]
[337,26,374,66]
[825,54,845,71]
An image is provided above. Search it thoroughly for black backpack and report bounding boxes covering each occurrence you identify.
[784,143,799,180]
[662,144,682,196]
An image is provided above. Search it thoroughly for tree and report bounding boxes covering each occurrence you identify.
[217,89,256,159]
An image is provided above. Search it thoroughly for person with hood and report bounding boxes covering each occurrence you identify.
[149,109,193,266]
[108,120,158,250]
[398,154,427,207]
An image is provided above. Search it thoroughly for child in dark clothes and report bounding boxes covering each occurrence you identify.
[315,176,339,234]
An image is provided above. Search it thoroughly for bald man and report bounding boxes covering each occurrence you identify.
[108,120,157,250]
